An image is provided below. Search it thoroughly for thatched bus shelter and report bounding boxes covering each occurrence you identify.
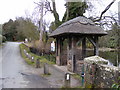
[49,16,107,73]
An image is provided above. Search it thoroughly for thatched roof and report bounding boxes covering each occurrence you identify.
[49,16,107,37]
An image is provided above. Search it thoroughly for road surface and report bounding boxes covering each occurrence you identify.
[0,42,51,88]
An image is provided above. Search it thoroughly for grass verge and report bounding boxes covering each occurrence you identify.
[0,44,2,47]
[0,43,4,47]
[40,73,51,77]
[71,74,81,81]
[19,43,55,67]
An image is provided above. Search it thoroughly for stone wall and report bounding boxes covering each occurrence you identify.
[61,50,67,65]
[68,49,82,61]
[84,56,120,88]
[67,60,84,74]
[67,48,83,74]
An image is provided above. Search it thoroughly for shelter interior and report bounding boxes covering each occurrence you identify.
[50,16,107,73]
[55,34,100,73]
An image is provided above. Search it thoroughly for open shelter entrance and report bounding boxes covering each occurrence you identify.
[49,16,107,73]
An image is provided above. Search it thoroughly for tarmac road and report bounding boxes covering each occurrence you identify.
[0,42,51,88]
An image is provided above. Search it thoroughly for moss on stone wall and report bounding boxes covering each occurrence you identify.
[84,56,120,88]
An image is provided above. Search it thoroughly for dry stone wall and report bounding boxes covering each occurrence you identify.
[84,56,120,88]
[67,60,84,74]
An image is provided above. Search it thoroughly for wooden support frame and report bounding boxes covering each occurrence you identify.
[87,36,99,56]
[87,36,96,47]
[56,36,67,66]
[82,37,86,59]
[56,37,62,65]
[94,36,99,55]
[55,34,99,73]
[67,36,72,61]
[76,36,84,46]
[71,36,76,49]
[71,36,77,72]
[56,38,58,56]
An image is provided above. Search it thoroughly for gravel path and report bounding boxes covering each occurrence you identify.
[1,42,51,88]
[0,42,81,89]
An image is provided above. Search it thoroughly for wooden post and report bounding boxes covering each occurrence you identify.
[56,38,58,56]
[71,37,76,49]
[67,37,71,61]
[64,73,71,87]
[28,54,31,59]
[67,38,69,61]
[82,37,86,59]
[59,38,64,65]
[94,36,99,56]
[24,49,26,54]
[73,55,76,73]
[44,63,49,75]
[36,59,40,68]
[31,56,34,63]
[71,37,77,72]
[26,53,29,57]
[87,36,99,56]
[56,38,62,65]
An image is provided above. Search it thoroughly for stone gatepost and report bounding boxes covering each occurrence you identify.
[31,56,34,63]
[24,49,26,54]
[44,63,49,74]
[64,73,71,87]
[36,59,40,68]
[84,56,120,88]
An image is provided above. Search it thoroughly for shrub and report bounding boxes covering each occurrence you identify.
[19,43,55,67]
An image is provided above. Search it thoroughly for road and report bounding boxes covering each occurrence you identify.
[0,42,51,88]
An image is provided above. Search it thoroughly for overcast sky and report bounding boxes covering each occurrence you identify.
[0,0,119,24]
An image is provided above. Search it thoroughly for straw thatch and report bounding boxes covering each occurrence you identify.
[49,16,107,37]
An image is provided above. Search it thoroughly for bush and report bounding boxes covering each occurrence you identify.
[19,43,55,67]
[0,35,2,44]
[0,35,6,44]
[2,36,6,42]
[112,84,120,89]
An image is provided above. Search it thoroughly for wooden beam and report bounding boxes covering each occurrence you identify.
[87,36,99,56]
[67,37,71,61]
[60,38,64,65]
[87,36,96,47]
[76,36,84,46]
[56,38,58,56]
[71,37,77,72]
[94,36,99,56]
[82,37,86,59]
[71,37,76,49]
[56,38,62,65]
[73,55,76,73]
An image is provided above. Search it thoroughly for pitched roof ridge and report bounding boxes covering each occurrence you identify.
[58,16,95,28]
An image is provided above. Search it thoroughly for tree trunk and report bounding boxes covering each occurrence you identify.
[39,2,44,41]
[52,2,61,27]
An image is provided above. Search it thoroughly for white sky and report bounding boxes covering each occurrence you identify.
[0,0,37,24]
[0,0,119,24]
[85,0,119,18]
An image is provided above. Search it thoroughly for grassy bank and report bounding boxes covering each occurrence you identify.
[71,74,81,81]
[19,43,55,67]
[0,44,2,47]
[0,43,5,47]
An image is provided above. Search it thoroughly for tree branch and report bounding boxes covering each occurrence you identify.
[94,0,116,22]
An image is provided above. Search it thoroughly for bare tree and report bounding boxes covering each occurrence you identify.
[93,0,116,22]
[86,0,118,30]
[34,1,44,41]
